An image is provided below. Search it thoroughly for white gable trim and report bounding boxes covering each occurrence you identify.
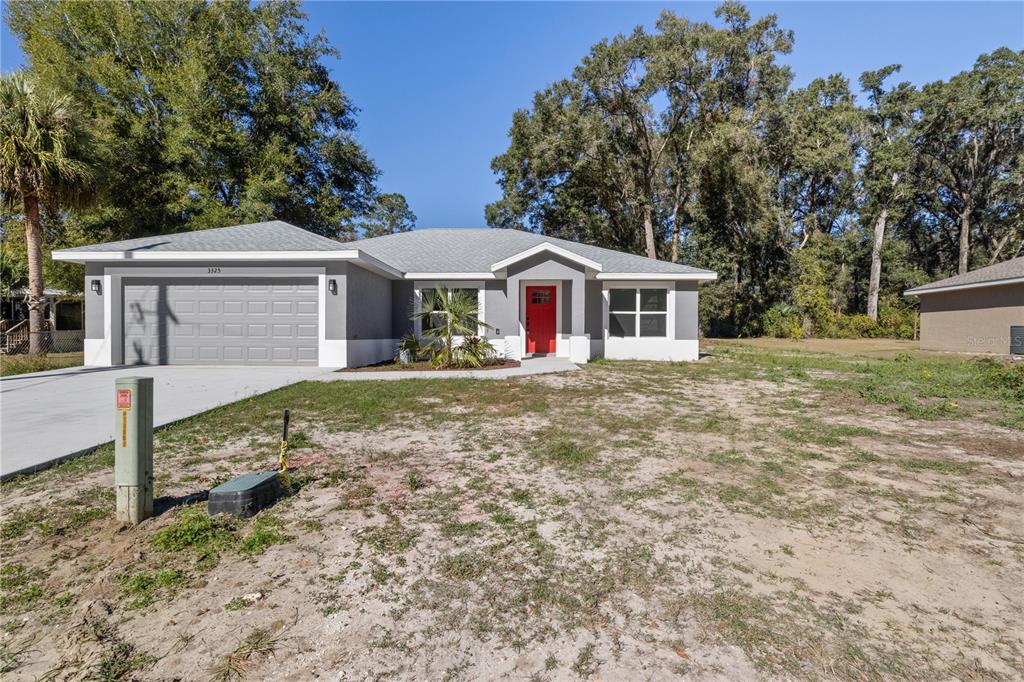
[596,272,717,281]
[904,276,1024,296]
[490,243,603,273]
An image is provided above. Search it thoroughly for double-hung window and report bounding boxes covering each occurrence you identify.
[419,287,480,334]
[609,288,668,338]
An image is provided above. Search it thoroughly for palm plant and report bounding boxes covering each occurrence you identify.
[455,335,497,368]
[412,287,491,368]
[0,72,93,354]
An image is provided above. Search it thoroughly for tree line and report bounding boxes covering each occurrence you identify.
[2,1,1020,351]
[1,0,414,352]
[486,2,1023,337]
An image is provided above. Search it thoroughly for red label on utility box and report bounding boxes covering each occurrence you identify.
[117,389,132,410]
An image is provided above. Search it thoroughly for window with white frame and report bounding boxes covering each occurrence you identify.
[418,287,480,334]
[609,288,668,338]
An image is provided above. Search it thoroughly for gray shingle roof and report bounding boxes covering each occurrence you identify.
[355,228,715,275]
[905,256,1024,294]
[55,221,716,277]
[56,221,350,253]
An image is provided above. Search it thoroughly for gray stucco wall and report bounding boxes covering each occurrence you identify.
[325,262,346,340]
[84,263,104,339]
[585,281,603,339]
[674,281,699,340]
[506,253,586,337]
[506,253,585,280]
[391,280,415,339]
[345,263,392,340]
[484,281,516,338]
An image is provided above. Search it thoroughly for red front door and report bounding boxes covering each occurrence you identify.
[525,286,556,354]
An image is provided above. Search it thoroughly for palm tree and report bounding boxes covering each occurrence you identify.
[0,72,93,355]
[413,288,491,368]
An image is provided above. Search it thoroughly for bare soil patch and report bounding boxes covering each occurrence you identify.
[2,344,1021,680]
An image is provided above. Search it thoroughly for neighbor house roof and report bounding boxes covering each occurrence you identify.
[53,221,717,281]
[904,256,1024,296]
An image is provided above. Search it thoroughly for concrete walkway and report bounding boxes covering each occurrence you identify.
[0,365,331,480]
[315,357,579,381]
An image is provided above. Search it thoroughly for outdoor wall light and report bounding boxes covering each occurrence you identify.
[90,279,102,295]
[328,279,337,295]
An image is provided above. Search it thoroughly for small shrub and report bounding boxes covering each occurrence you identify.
[975,358,1024,401]
[455,335,497,368]
[760,303,803,339]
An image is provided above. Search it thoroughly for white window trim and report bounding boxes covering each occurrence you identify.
[518,279,565,358]
[412,280,486,338]
[602,282,674,341]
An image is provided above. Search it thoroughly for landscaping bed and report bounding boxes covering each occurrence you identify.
[339,358,521,372]
[1,340,1021,680]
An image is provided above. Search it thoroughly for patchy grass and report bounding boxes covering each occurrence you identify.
[0,564,45,614]
[118,568,188,609]
[1,340,1021,680]
[211,627,280,681]
[0,352,82,377]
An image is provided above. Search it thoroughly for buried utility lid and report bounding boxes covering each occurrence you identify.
[209,471,283,517]
[210,471,281,493]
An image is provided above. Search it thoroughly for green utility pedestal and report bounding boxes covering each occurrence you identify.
[114,376,154,524]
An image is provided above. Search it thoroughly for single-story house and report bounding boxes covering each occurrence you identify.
[52,221,717,368]
[904,255,1023,355]
[1,288,83,331]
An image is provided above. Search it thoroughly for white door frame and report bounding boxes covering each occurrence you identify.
[519,280,565,358]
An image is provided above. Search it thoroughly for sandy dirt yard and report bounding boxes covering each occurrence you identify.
[1,341,1022,681]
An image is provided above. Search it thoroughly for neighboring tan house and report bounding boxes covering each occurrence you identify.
[904,256,1024,355]
[52,221,717,368]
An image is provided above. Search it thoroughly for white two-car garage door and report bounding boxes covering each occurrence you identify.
[123,278,318,365]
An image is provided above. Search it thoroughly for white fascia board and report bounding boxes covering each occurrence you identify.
[404,272,498,280]
[596,272,718,281]
[51,250,363,263]
[490,243,603,273]
[52,248,404,279]
[904,276,1024,296]
[350,251,404,279]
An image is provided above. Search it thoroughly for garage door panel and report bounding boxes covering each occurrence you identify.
[123,278,318,366]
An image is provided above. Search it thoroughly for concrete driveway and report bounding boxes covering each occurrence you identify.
[0,365,332,479]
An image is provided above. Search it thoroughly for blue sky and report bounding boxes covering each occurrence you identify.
[2,2,1022,228]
